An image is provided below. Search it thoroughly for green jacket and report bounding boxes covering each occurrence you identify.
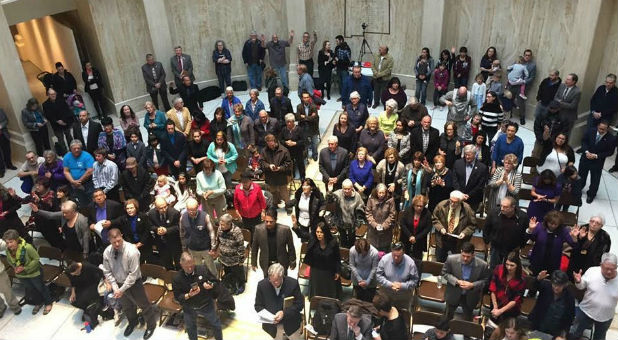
[371,53,394,80]
[6,238,41,279]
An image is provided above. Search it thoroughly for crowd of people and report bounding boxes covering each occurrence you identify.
[0,29,616,340]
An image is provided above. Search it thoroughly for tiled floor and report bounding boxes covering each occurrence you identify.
[1,87,617,339]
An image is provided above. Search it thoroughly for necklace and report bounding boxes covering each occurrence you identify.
[386,162,396,175]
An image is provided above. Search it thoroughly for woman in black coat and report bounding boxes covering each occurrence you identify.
[210,107,228,142]
[304,221,341,299]
[81,61,105,118]
[427,155,453,212]
[317,40,334,100]
[169,75,201,114]
[111,199,152,263]
[291,178,324,242]
[472,130,491,168]
[212,40,232,93]
[399,195,432,260]
[280,113,306,180]
[438,121,461,169]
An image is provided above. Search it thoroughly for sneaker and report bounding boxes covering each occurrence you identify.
[519,93,528,100]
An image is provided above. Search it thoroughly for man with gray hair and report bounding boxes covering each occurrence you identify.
[329,305,373,340]
[332,179,366,248]
[255,263,304,339]
[173,251,222,340]
[345,90,369,134]
[63,139,95,207]
[568,215,611,279]
[440,86,477,136]
[255,110,280,148]
[319,135,350,191]
[179,197,217,276]
[452,143,488,211]
[166,97,191,137]
[571,252,618,340]
[142,53,171,111]
[432,190,477,262]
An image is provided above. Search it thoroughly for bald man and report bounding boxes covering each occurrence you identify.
[147,197,181,270]
[440,86,477,136]
[179,198,217,276]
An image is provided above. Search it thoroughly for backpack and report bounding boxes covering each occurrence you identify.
[312,300,341,335]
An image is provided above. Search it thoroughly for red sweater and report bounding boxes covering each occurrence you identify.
[233,182,266,218]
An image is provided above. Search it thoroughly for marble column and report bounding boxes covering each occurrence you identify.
[0,5,35,159]
[421,0,445,64]
[142,0,174,82]
[284,0,306,89]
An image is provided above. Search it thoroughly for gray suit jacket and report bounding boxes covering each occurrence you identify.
[170,53,194,80]
[141,62,167,93]
[330,313,373,340]
[251,223,296,273]
[553,83,581,123]
[441,254,490,308]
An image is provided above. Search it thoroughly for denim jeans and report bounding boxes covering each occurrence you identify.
[274,65,289,88]
[336,69,349,94]
[307,134,320,161]
[571,307,613,340]
[72,179,94,208]
[22,269,53,306]
[415,80,429,105]
[247,64,263,89]
[183,301,223,340]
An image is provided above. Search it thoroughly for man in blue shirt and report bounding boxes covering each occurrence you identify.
[342,64,373,107]
[63,139,95,207]
[376,242,418,311]
[491,121,524,172]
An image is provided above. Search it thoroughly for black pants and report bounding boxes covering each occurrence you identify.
[318,69,332,98]
[291,151,306,180]
[241,214,262,235]
[119,281,158,329]
[72,287,103,325]
[339,227,356,249]
[445,295,475,321]
[88,88,106,117]
[353,285,376,303]
[0,133,13,168]
[149,87,171,112]
[158,242,181,270]
[223,264,245,291]
[299,59,314,79]
[579,158,602,198]
[433,88,448,107]
[30,129,51,156]
[52,126,73,153]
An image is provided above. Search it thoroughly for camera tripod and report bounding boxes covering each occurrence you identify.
[358,25,373,61]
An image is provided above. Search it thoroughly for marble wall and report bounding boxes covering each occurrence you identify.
[165,0,287,83]
[595,1,618,88]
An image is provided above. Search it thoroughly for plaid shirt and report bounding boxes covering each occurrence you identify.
[297,40,316,61]
[489,264,526,313]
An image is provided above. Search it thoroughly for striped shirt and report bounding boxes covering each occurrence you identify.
[93,159,118,193]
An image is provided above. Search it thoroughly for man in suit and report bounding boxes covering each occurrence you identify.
[72,110,102,155]
[410,115,440,163]
[87,188,123,250]
[142,53,171,111]
[166,97,192,137]
[254,263,304,339]
[160,119,187,179]
[579,121,615,204]
[553,73,581,135]
[295,91,320,161]
[432,191,477,263]
[269,87,294,122]
[329,306,373,340]
[254,110,280,149]
[452,144,488,211]
[318,136,350,192]
[170,46,194,88]
[42,87,74,153]
[442,242,490,321]
[251,207,296,278]
[147,196,182,270]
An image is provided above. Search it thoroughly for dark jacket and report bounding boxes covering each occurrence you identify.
[126,141,148,168]
[254,276,304,338]
[291,188,324,240]
[342,75,373,106]
[241,39,265,65]
[345,103,369,130]
[399,103,429,132]
[212,48,232,76]
[535,77,562,106]
[279,126,304,157]
[568,227,611,275]
[87,199,123,226]
[304,237,341,274]
[160,131,187,164]
[399,207,432,253]
[141,61,167,93]
[318,146,350,185]
[52,71,77,97]
[147,205,181,249]
[358,129,386,163]
[451,158,488,209]
[579,127,616,165]
[410,126,440,163]
[439,134,461,169]
[589,84,618,123]
[259,143,292,186]
[251,223,296,271]
[42,98,74,129]
[442,254,490,307]
[81,67,104,93]
[119,166,153,207]
[72,119,103,155]
[295,103,319,136]
[169,83,201,113]
[533,111,568,143]
[254,117,281,147]
[112,212,152,248]
[482,208,528,251]
[528,278,575,336]
[173,265,218,309]
[269,96,294,122]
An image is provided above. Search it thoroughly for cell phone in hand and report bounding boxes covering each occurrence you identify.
[191,282,199,290]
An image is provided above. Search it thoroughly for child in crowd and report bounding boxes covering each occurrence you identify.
[507,56,530,99]
[247,146,263,179]
[433,62,450,109]
[153,175,175,204]
[491,120,509,153]
[471,73,486,110]
[499,89,514,120]
[487,71,504,96]
[488,59,502,76]
[555,165,583,211]
[461,114,482,144]
[173,172,193,213]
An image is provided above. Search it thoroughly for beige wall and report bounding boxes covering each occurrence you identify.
[164,0,287,83]
[15,16,82,85]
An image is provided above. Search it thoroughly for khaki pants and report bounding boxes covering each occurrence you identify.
[201,195,227,223]
[188,249,217,277]
[0,271,20,312]
[274,323,303,340]
[269,185,289,205]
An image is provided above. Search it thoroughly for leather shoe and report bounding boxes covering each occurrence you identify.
[609,166,618,173]
[586,196,595,204]
[143,327,155,340]
[124,323,136,337]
